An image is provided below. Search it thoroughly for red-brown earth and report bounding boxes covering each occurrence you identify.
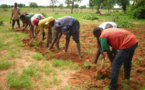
[20,24,145,90]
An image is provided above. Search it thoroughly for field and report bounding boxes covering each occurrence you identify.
[0,8,145,90]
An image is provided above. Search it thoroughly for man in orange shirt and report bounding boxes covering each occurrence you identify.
[93,27,138,90]
[11,3,20,30]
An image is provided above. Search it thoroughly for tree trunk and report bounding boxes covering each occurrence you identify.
[96,5,101,14]
[52,5,54,12]
[122,4,126,13]
[71,2,74,14]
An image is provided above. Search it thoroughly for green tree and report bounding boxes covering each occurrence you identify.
[29,2,38,8]
[128,0,145,19]
[65,0,81,13]
[80,5,86,9]
[59,4,63,9]
[74,4,79,8]
[50,0,58,11]
[1,4,8,11]
[115,0,129,12]
[65,0,71,8]
[80,5,86,12]
[90,0,103,14]
[89,0,95,11]
[18,4,25,8]
[103,0,115,12]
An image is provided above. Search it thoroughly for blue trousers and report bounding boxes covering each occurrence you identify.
[109,43,138,89]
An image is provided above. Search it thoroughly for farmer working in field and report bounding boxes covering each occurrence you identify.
[93,27,138,90]
[94,22,118,67]
[22,11,29,27]
[32,17,55,47]
[11,2,21,30]
[20,14,44,38]
[49,16,81,59]
[30,14,44,34]
[20,14,34,37]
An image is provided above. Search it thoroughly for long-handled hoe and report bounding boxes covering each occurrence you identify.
[101,58,105,69]
[29,30,40,45]
[42,48,49,55]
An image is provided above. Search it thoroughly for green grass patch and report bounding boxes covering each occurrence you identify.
[48,50,53,57]
[0,60,13,70]
[48,76,62,86]
[32,40,39,49]
[122,80,129,90]
[51,59,80,70]
[142,85,145,90]
[0,20,3,26]
[32,53,46,60]
[96,74,110,80]
[41,62,52,75]
[23,65,37,76]
[0,40,4,48]
[83,60,93,69]
[7,70,31,89]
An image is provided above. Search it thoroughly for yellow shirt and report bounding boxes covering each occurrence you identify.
[12,7,20,20]
[38,17,54,33]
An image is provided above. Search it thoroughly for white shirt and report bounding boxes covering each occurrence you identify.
[31,14,44,22]
[99,22,117,29]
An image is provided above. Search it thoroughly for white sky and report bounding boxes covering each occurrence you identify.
[0,0,89,6]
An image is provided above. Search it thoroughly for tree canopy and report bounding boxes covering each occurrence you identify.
[29,2,38,8]
[115,0,129,12]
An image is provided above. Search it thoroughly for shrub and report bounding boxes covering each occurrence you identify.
[41,12,47,17]
[132,6,145,19]
[83,14,98,20]
[112,16,134,28]
[127,0,145,19]
[54,12,59,15]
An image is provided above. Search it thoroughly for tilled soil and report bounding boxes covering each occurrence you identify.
[21,24,145,90]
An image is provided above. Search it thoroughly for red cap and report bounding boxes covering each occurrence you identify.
[32,18,39,26]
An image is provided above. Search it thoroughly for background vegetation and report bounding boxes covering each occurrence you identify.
[0,0,145,89]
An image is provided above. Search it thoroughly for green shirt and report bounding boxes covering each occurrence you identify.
[26,14,34,20]
[99,37,110,52]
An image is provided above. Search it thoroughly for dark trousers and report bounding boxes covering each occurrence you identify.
[12,19,20,27]
[109,43,138,89]
[66,20,80,43]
